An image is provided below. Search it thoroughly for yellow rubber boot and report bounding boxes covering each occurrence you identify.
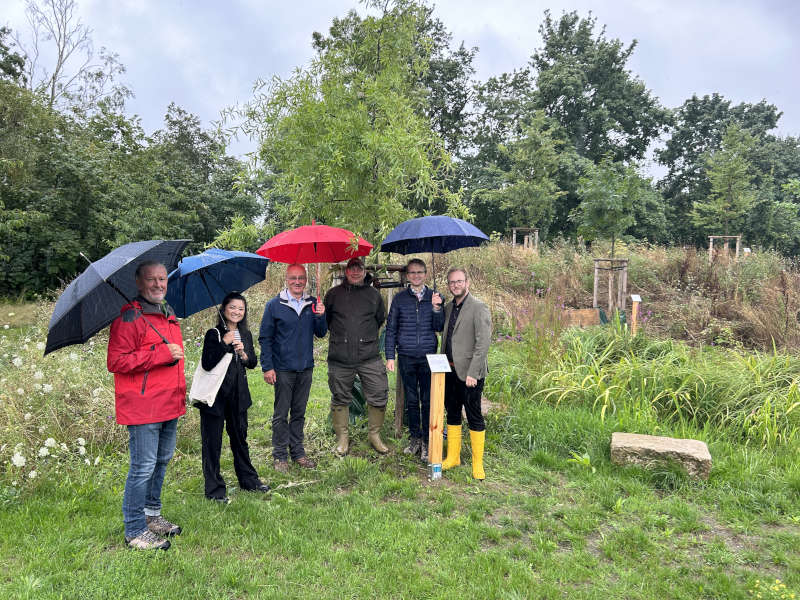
[331,406,349,456]
[441,425,462,470]
[470,429,485,480]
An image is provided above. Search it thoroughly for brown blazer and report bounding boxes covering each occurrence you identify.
[441,292,491,382]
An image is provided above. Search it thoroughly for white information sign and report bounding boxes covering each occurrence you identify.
[630,294,642,303]
[426,354,451,373]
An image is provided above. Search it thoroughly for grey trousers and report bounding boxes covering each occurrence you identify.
[328,358,388,408]
[272,368,313,461]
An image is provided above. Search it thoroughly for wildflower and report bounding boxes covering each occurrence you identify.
[11,452,26,467]
[23,413,31,421]
[36,342,45,351]
[77,437,86,446]
[38,447,49,457]
[84,458,90,465]
[28,470,37,479]
[94,457,100,465]
[69,352,78,360]
[3,325,8,330]
[16,388,24,395]
[34,371,43,380]
[92,388,102,398]
[33,384,42,391]
[42,384,53,393]
[38,426,45,434]
[78,446,86,455]
[12,357,22,367]
[7,312,14,316]
[44,438,56,448]
[60,443,68,452]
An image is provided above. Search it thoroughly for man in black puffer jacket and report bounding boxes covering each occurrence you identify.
[324,257,389,456]
[384,259,444,461]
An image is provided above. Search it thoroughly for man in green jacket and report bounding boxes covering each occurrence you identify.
[440,267,491,480]
[324,257,389,456]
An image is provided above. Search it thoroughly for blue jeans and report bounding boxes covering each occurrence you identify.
[399,356,431,440]
[122,418,178,538]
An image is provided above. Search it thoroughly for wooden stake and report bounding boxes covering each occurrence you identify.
[428,371,445,481]
[631,300,640,335]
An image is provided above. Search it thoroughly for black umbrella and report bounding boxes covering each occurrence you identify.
[44,240,190,355]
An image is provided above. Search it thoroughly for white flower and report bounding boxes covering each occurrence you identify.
[12,357,22,367]
[3,325,9,330]
[14,442,23,451]
[22,344,28,350]
[23,337,30,343]
[33,384,42,391]
[7,312,15,317]
[23,413,32,421]
[60,443,68,451]
[36,342,45,351]
[33,371,43,380]
[68,352,78,360]
[28,470,37,479]
[84,458,90,465]
[77,437,86,446]
[16,388,24,395]
[78,446,86,455]
[11,452,26,467]
[44,438,56,448]
[71,367,79,374]
[94,457,100,465]
[92,388,102,398]
[38,447,49,457]
[89,340,95,346]
[42,384,53,393]
[38,426,45,434]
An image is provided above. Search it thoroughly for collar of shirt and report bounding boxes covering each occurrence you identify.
[408,284,427,301]
[280,288,311,315]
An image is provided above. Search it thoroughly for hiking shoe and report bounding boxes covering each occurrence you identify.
[403,438,422,456]
[126,529,170,550]
[146,515,182,537]
[420,441,428,462]
[207,496,230,504]
[274,459,289,473]
[294,456,316,469]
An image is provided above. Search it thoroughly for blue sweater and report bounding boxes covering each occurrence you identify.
[384,286,444,360]
[259,290,327,372]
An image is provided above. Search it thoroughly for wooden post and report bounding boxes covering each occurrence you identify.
[428,371,446,481]
[709,237,714,264]
[631,296,640,335]
[593,260,600,308]
[620,261,628,311]
[534,229,539,254]
[607,262,614,314]
[512,229,517,246]
[735,236,741,261]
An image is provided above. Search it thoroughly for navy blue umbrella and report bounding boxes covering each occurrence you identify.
[380,216,488,255]
[380,216,488,288]
[166,248,269,319]
[45,239,190,355]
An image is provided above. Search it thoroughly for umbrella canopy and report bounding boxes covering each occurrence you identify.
[45,239,190,355]
[166,248,270,318]
[256,224,373,264]
[379,216,488,255]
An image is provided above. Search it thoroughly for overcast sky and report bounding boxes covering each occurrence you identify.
[5,0,800,169]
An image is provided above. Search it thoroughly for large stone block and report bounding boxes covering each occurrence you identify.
[610,432,712,479]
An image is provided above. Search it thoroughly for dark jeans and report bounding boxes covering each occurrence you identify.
[445,372,485,431]
[200,405,261,500]
[122,418,178,538]
[328,359,388,408]
[399,355,431,440]
[272,368,313,461]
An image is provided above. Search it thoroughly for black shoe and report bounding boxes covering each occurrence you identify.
[247,483,271,493]
[207,496,230,504]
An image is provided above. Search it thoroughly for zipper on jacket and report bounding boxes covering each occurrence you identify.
[141,371,149,395]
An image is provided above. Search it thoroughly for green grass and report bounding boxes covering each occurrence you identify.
[1,299,799,599]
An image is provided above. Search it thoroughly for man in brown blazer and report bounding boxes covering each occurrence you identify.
[440,267,492,479]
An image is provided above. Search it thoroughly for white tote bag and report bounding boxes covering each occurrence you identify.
[189,329,233,407]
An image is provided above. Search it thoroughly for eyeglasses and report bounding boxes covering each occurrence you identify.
[447,279,466,286]
[287,276,307,282]
[406,271,426,275]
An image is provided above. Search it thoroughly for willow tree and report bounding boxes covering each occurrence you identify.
[234,0,466,242]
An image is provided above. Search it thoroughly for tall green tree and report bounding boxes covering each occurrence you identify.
[530,11,670,163]
[235,0,465,242]
[691,125,757,236]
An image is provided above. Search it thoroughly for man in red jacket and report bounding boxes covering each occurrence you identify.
[107,261,186,550]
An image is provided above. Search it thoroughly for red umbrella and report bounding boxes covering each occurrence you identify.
[256,224,373,264]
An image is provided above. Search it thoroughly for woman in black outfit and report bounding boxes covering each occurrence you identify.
[197,292,269,502]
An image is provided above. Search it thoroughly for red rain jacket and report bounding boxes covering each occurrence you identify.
[107,298,187,425]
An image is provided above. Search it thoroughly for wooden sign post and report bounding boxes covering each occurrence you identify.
[630,294,641,335]
[426,354,451,481]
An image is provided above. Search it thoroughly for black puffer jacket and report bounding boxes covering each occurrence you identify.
[324,281,385,366]
[196,326,258,417]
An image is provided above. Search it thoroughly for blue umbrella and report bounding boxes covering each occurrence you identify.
[166,248,269,319]
[380,216,488,255]
[380,216,488,287]
[45,239,190,355]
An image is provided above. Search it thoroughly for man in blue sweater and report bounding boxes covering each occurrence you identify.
[385,259,444,461]
[260,264,327,472]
